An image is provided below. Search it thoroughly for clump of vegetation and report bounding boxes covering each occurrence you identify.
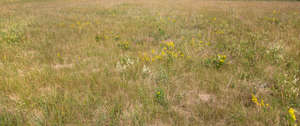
[213,54,227,69]
[251,94,269,108]
[154,88,168,107]
[0,25,25,44]
[117,41,130,50]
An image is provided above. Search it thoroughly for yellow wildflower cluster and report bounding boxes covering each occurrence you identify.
[217,54,226,64]
[157,40,184,59]
[140,53,151,62]
[251,94,269,108]
[289,108,297,122]
[139,40,184,63]
[165,41,175,49]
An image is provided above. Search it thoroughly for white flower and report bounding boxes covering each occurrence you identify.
[116,56,135,71]
[126,58,134,65]
[292,76,299,84]
[142,65,151,74]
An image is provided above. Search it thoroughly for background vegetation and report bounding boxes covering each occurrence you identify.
[0,0,300,125]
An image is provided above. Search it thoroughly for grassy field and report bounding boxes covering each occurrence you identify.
[0,0,300,125]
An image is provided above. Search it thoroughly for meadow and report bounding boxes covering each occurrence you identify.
[0,0,300,125]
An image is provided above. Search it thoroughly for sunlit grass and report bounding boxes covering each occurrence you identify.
[0,0,300,125]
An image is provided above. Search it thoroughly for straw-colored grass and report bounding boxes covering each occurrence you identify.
[0,0,300,125]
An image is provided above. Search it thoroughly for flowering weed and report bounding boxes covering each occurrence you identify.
[213,54,227,69]
[117,41,130,50]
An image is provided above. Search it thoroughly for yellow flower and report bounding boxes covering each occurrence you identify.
[154,55,162,60]
[172,52,178,58]
[145,57,150,62]
[161,50,166,56]
[260,99,265,107]
[166,41,175,48]
[251,94,260,106]
[289,108,297,121]
[219,59,224,63]
[156,91,161,95]
[141,53,150,62]
[251,94,270,108]
[151,49,155,54]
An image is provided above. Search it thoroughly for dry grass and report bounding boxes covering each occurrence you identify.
[0,0,300,125]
